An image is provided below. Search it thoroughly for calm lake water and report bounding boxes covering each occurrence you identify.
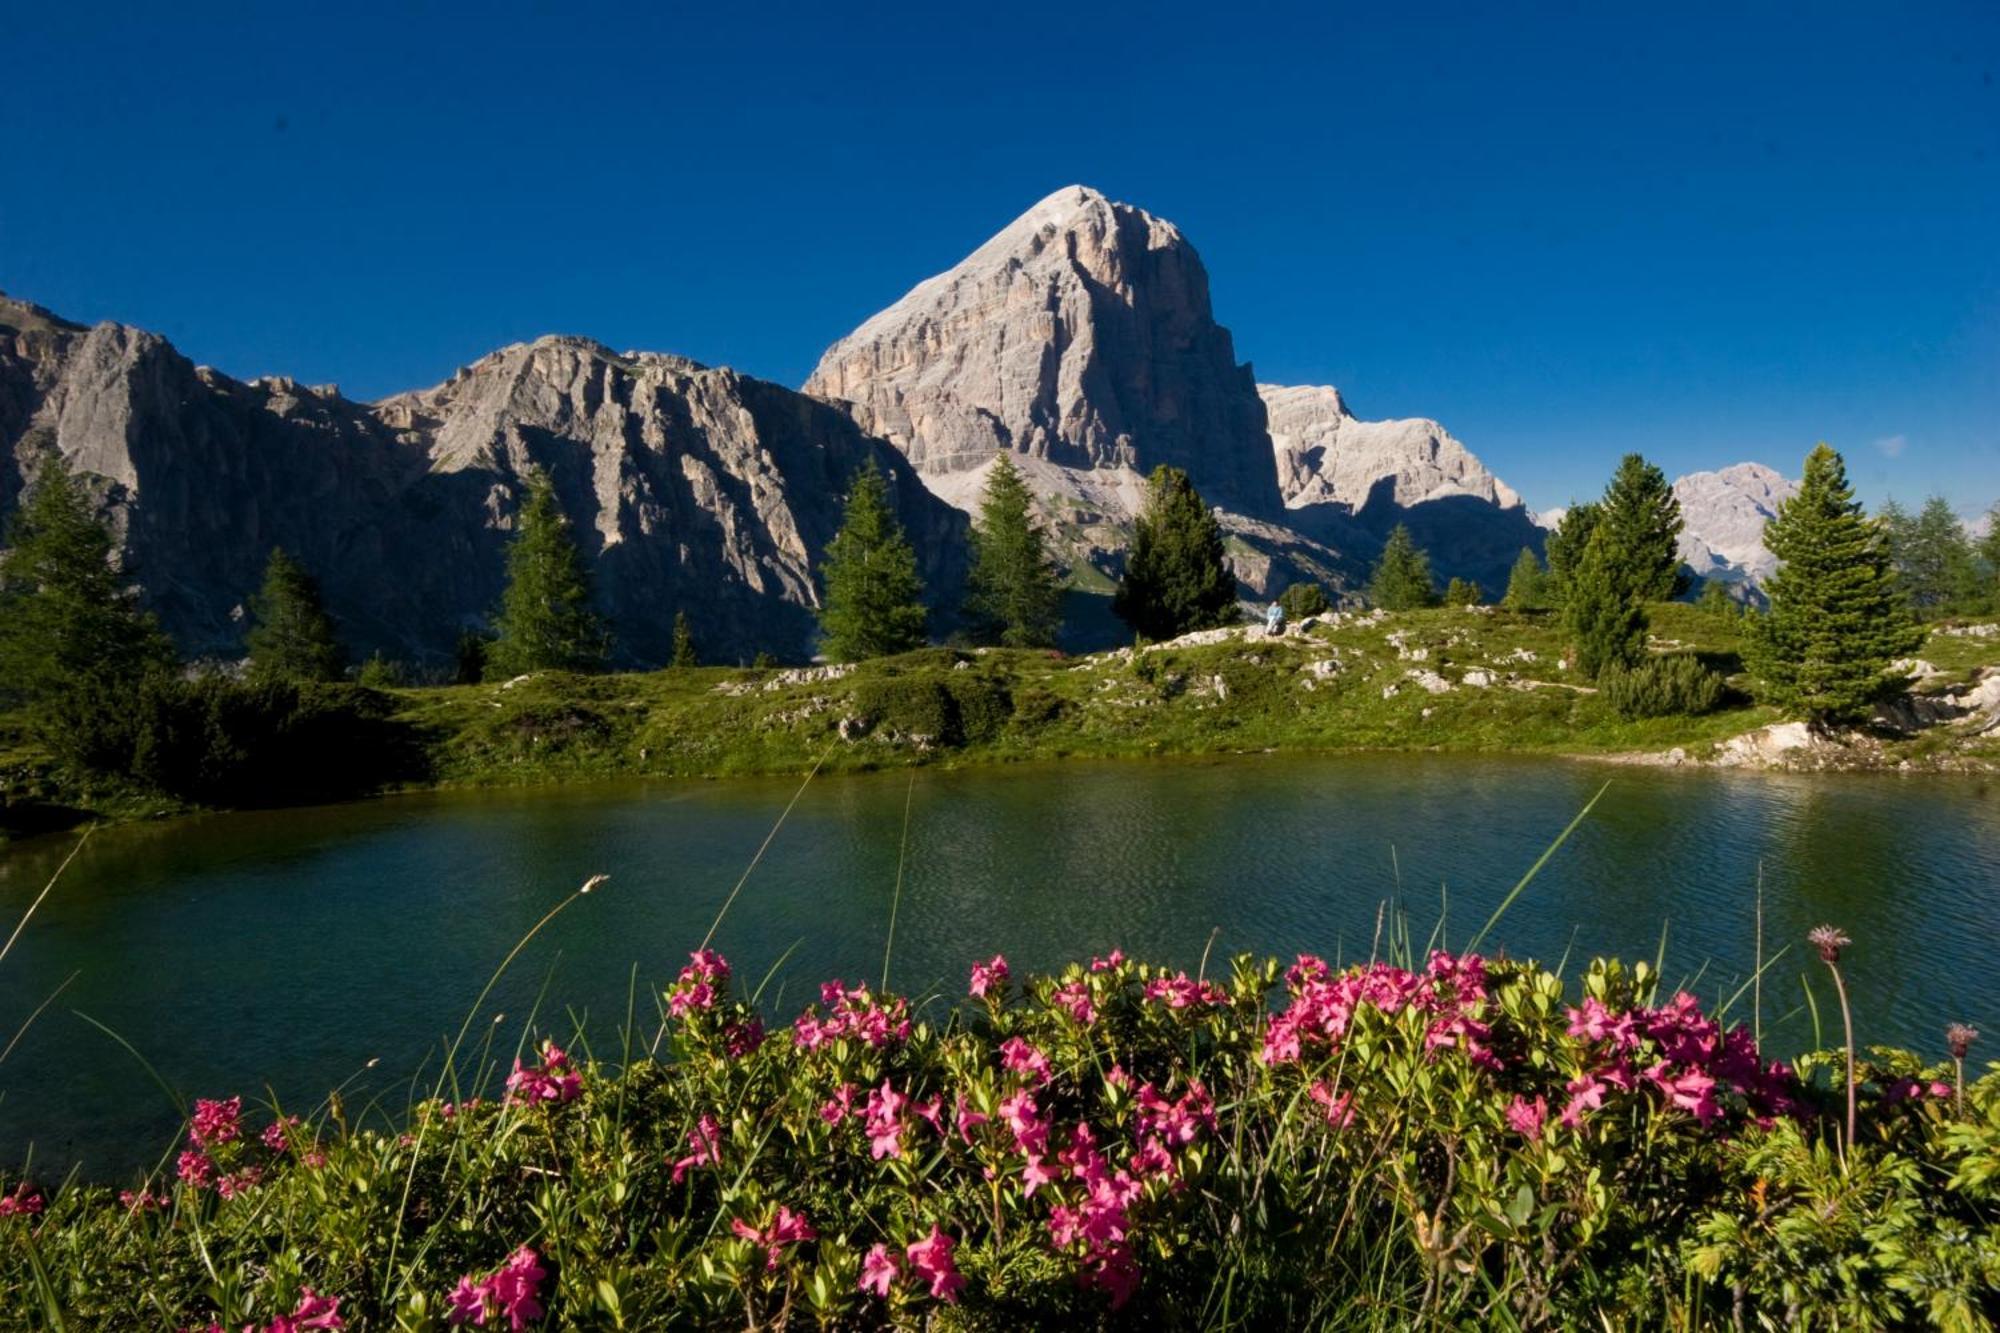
[3,754,1998,1178]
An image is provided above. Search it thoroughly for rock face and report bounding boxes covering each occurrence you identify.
[1674,462,1797,591]
[806,185,1283,520]
[1262,384,1522,512]
[1259,382,1542,597]
[0,293,967,667]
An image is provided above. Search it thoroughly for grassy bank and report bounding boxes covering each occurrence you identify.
[3,935,1992,1329]
[9,603,2000,841]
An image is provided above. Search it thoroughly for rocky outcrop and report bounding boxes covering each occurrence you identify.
[1262,384,1522,512]
[1673,462,1796,593]
[0,294,967,667]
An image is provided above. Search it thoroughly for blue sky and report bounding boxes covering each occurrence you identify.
[3,2,1995,515]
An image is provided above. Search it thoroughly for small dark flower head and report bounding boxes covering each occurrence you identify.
[1807,925,1851,965]
[1947,1022,1979,1061]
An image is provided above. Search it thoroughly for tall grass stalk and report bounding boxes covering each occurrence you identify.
[698,740,836,952]
[881,769,917,992]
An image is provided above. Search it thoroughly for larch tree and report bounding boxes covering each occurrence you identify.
[486,469,610,676]
[1746,444,1922,725]
[962,453,1064,648]
[817,460,929,661]
[245,547,346,682]
[1113,465,1239,640]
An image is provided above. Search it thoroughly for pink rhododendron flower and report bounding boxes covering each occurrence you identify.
[732,1205,816,1269]
[1052,980,1097,1024]
[261,1116,301,1153]
[865,1081,911,1160]
[0,1183,44,1217]
[190,1096,243,1148]
[177,1151,217,1190]
[216,1167,264,1200]
[954,1094,989,1143]
[264,1289,343,1332]
[445,1245,547,1330]
[820,1083,857,1125]
[792,981,912,1051]
[999,1036,1052,1085]
[1021,1154,1062,1197]
[1144,971,1228,1009]
[1505,1094,1547,1139]
[671,1114,723,1183]
[969,954,1009,999]
[999,1087,1049,1156]
[723,1017,765,1058]
[858,1242,901,1297]
[1309,1082,1355,1128]
[504,1043,581,1105]
[905,1225,965,1303]
[1090,949,1126,972]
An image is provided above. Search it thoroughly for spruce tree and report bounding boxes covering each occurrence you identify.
[1746,444,1922,724]
[817,461,928,661]
[1113,465,1239,640]
[962,453,1064,648]
[1444,576,1482,607]
[1502,547,1550,610]
[0,455,174,719]
[1600,452,1688,600]
[1543,502,1602,607]
[1367,524,1440,611]
[1886,496,1977,615]
[244,547,345,682]
[1698,577,1740,619]
[671,611,699,667]
[1564,525,1648,680]
[1278,580,1330,620]
[486,470,609,676]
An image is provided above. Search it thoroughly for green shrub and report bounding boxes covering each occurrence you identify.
[852,674,960,744]
[1010,684,1066,727]
[944,672,1011,743]
[1278,581,1330,619]
[1600,654,1726,719]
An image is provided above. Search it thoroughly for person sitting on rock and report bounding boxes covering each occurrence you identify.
[1265,601,1286,637]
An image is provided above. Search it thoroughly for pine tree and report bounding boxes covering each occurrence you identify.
[1600,453,1688,600]
[1746,444,1922,724]
[817,461,928,661]
[1543,502,1602,607]
[0,455,174,718]
[671,611,699,667]
[1698,577,1740,619]
[486,470,610,676]
[1278,581,1330,620]
[1367,524,1439,611]
[1565,526,1649,680]
[1502,547,1550,610]
[1885,496,1977,616]
[1443,577,1482,607]
[962,453,1064,648]
[1113,465,1239,640]
[244,547,345,682]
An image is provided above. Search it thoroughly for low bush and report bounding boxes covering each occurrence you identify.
[851,670,1013,747]
[3,947,1992,1328]
[1601,654,1727,720]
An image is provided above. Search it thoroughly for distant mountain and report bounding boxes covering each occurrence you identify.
[0,294,967,666]
[806,185,1540,603]
[1673,462,1798,592]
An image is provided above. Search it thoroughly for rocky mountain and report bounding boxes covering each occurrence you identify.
[806,185,1543,606]
[0,293,967,667]
[1673,462,1797,592]
[1259,383,1541,597]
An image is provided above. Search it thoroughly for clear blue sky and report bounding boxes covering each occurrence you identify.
[4,2,1995,515]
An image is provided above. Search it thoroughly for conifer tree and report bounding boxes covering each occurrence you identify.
[1367,524,1440,611]
[245,547,346,682]
[1502,547,1550,610]
[671,611,699,667]
[963,453,1064,648]
[1564,526,1648,680]
[1884,495,1978,615]
[1278,581,1330,620]
[486,470,609,676]
[1747,444,1922,724]
[1600,453,1688,600]
[1698,577,1740,619]
[1113,465,1238,639]
[0,455,174,721]
[1443,576,1482,607]
[1543,502,1602,607]
[817,461,928,661]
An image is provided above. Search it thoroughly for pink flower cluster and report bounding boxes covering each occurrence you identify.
[999,1036,1052,1085]
[968,954,1009,999]
[730,1205,816,1269]
[0,1182,44,1217]
[1882,1077,1954,1105]
[504,1042,581,1106]
[671,1113,723,1183]
[200,1291,344,1333]
[445,1246,547,1330]
[1561,991,1797,1129]
[1143,971,1229,1010]
[859,1225,965,1303]
[191,1096,244,1148]
[1051,979,1097,1025]
[824,1079,942,1160]
[666,949,730,1018]
[793,980,911,1051]
[1263,951,1498,1070]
